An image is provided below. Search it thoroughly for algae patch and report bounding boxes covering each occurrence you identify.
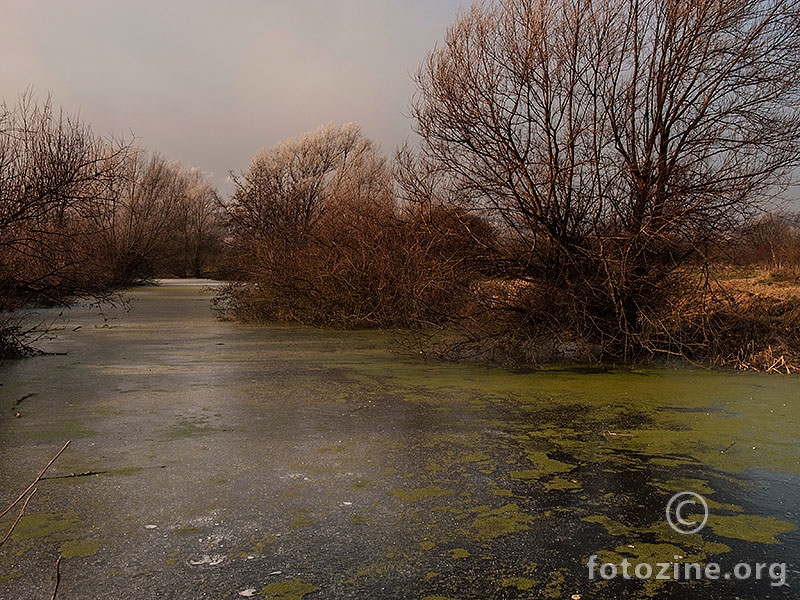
[420,540,436,551]
[706,514,796,544]
[260,579,320,599]
[470,504,534,540]
[173,525,203,535]
[7,512,80,542]
[161,416,215,441]
[390,485,453,502]
[543,476,582,491]
[501,576,536,591]
[2,511,96,560]
[509,450,575,483]
[582,515,632,538]
[290,509,317,528]
[59,539,101,558]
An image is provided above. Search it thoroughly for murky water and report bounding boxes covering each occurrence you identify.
[1,280,798,599]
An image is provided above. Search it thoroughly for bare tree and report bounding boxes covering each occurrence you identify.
[169,169,223,277]
[732,211,800,270]
[412,0,800,358]
[222,123,391,323]
[0,91,127,310]
[83,150,223,284]
[0,91,223,356]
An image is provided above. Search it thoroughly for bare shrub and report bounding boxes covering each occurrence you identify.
[0,92,127,310]
[219,123,485,328]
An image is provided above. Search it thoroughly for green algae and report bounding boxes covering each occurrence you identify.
[706,513,796,544]
[522,450,575,474]
[351,478,371,490]
[390,485,453,502]
[318,442,354,453]
[509,470,541,482]
[543,476,582,491]
[462,452,491,463]
[7,512,80,543]
[105,466,145,477]
[655,478,717,496]
[584,490,795,548]
[259,579,320,600]
[0,570,23,584]
[487,483,514,497]
[342,354,800,476]
[172,525,203,535]
[18,420,93,442]
[582,515,632,538]
[252,534,277,554]
[449,547,471,559]
[542,568,567,599]
[501,576,536,590]
[59,539,101,558]
[161,416,215,441]
[469,504,534,540]
[0,511,99,565]
[507,444,577,483]
[290,509,317,528]
[584,513,733,558]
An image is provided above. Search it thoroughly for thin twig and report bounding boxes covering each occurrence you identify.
[0,440,71,521]
[604,431,635,438]
[0,488,37,548]
[50,555,62,600]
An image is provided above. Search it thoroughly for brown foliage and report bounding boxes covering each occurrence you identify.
[218,124,486,328]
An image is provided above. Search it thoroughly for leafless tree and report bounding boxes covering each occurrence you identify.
[84,150,223,284]
[412,0,800,358]
[732,211,800,270]
[169,169,223,277]
[0,92,127,310]
[1,91,223,355]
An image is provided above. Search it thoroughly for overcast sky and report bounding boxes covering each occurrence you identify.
[1,0,464,193]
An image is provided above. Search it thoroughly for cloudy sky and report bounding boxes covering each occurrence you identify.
[1,0,464,193]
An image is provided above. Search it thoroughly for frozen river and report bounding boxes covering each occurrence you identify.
[1,280,798,599]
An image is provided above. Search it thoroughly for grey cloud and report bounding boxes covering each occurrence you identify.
[2,0,463,194]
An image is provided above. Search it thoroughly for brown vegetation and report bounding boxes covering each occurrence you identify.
[216,123,485,328]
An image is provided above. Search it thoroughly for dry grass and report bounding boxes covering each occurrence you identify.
[422,267,800,373]
[712,267,800,373]
[718,266,800,300]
